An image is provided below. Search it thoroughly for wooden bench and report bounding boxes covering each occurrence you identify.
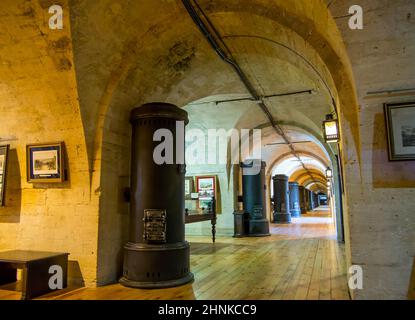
[0,250,69,300]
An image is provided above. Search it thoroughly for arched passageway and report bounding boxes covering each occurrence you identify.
[61,0,360,290]
[2,0,413,301]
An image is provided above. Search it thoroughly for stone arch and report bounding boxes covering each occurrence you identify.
[73,0,361,185]
[267,151,329,176]
[69,0,360,284]
[197,0,361,160]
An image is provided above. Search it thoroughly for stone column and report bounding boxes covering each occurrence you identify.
[289,182,301,217]
[272,175,291,223]
[299,185,307,215]
[240,160,270,237]
[120,103,193,289]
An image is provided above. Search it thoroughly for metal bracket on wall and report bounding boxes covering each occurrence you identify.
[365,88,415,99]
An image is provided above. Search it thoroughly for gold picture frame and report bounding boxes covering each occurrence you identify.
[26,142,65,183]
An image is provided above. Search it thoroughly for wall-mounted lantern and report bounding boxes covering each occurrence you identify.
[323,114,340,143]
[326,167,333,179]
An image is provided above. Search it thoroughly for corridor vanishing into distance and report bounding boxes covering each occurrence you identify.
[0,207,349,300]
[0,0,414,303]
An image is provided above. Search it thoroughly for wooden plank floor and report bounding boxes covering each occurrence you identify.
[0,210,350,300]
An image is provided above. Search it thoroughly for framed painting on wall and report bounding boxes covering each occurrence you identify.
[196,175,217,211]
[384,102,415,161]
[27,142,65,183]
[0,145,10,207]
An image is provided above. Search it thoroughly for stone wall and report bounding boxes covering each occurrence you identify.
[0,0,99,286]
[2,0,413,299]
[330,0,415,299]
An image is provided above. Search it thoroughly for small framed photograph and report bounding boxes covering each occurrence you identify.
[384,102,415,161]
[196,176,218,212]
[196,176,216,200]
[184,177,194,200]
[0,145,9,207]
[27,142,65,183]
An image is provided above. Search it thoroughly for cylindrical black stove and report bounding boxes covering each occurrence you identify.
[120,102,193,288]
[289,182,301,217]
[240,160,270,237]
[272,174,291,223]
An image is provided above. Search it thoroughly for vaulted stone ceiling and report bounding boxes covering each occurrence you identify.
[66,1,354,200]
[68,0,343,169]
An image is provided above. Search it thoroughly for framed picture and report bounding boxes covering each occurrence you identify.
[196,176,217,211]
[384,102,415,161]
[0,145,10,207]
[27,142,65,183]
[196,176,216,199]
[184,177,194,200]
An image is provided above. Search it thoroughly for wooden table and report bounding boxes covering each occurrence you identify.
[185,213,217,243]
[0,250,69,300]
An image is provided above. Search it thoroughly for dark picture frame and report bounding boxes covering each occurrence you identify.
[0,145,10,207]
[384,102,415,161]
[27,142,65,183]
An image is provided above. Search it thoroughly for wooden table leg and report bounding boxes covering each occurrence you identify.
[211,216,217,243]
